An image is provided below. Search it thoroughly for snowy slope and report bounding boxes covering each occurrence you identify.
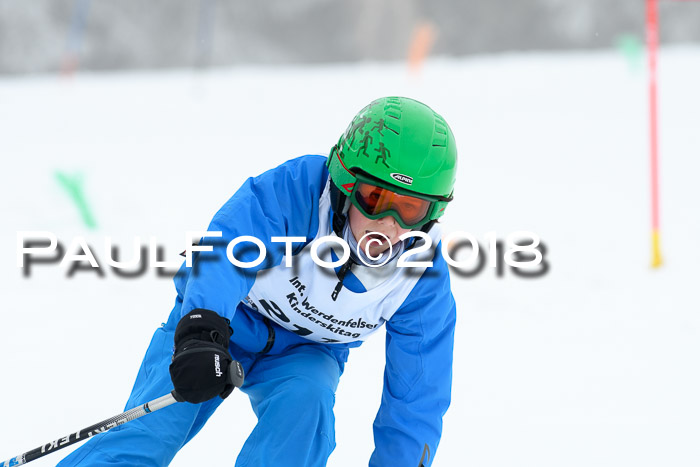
[1,47,699,466]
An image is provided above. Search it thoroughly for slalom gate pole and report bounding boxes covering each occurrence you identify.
[0,392,178,466]
[646,0,663,267]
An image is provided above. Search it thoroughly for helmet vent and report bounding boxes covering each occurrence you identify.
[384,118,400,135]
[432,114,448,147]
[384,98,402,121]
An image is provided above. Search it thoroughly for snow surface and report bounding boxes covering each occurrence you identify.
[1,47,699,466]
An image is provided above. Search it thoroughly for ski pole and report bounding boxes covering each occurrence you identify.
[0,392,178,466]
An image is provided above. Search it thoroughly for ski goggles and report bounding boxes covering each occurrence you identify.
[350,172,448,229]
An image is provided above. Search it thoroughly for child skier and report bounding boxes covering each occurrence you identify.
[59,96,458,466]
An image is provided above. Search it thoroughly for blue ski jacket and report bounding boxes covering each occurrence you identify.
[172,155,456,466]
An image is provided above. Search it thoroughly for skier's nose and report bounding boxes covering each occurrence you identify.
[377,214,397,230]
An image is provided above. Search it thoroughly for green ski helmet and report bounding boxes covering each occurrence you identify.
[327,96,457,231]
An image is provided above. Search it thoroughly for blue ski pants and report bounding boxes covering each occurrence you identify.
[58,300,350,467]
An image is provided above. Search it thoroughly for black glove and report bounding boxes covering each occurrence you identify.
[169,309,245,404]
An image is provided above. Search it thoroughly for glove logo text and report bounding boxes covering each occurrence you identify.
[214,354,223,378]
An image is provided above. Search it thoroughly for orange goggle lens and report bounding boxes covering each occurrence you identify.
[354,182,432,226]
